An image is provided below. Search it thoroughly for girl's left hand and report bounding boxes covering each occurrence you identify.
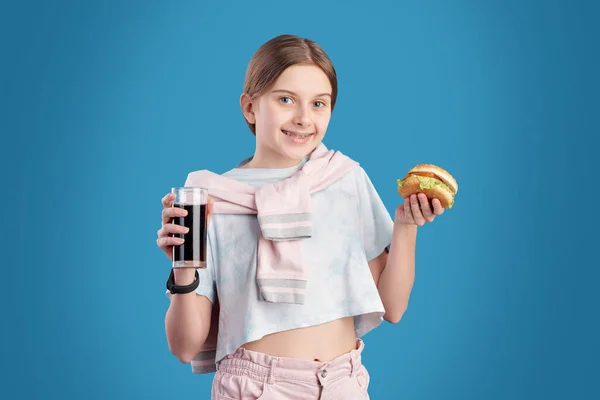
[395,193,444,226]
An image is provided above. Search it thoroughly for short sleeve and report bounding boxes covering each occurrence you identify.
[355,167,394,261]
[165,224,217,303]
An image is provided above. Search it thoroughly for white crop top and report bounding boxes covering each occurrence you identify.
[166,157,394,365]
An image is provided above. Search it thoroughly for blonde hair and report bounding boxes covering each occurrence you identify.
[242,34,338,135]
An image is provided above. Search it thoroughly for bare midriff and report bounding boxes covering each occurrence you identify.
[240,316,358,361]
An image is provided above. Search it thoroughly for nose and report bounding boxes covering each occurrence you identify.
[292,105,312,128]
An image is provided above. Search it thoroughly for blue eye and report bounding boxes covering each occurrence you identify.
[314,101,325,108]
[280,96,292,104]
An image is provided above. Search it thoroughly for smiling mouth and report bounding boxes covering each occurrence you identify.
[282,130,314,139]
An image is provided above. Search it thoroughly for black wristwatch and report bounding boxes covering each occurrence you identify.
[166,269,200,294]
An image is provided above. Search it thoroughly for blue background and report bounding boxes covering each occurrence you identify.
[2,0,598,398]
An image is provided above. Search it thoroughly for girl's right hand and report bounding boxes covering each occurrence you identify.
[156,192,214,261]
[157,193,188,261]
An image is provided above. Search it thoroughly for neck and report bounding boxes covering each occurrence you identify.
[242,148,303,169]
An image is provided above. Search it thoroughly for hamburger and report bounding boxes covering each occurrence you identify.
[397,164,458,209]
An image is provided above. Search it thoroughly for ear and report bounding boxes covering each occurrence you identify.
[240,93,256,124]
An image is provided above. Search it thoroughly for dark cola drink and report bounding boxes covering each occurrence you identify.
[171,188,208,269]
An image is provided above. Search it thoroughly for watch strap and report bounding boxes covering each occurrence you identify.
[166,269,200,294]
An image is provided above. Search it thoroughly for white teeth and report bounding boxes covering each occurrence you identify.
[283,130,312,138]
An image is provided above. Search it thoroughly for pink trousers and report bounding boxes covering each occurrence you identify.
[211,339,370,399]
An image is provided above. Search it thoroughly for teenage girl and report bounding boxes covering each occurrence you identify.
[157,34,444,399]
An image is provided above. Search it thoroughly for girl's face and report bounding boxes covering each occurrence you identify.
[241,64,333,168]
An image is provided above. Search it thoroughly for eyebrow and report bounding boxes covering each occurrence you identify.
[271,89,332,98]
